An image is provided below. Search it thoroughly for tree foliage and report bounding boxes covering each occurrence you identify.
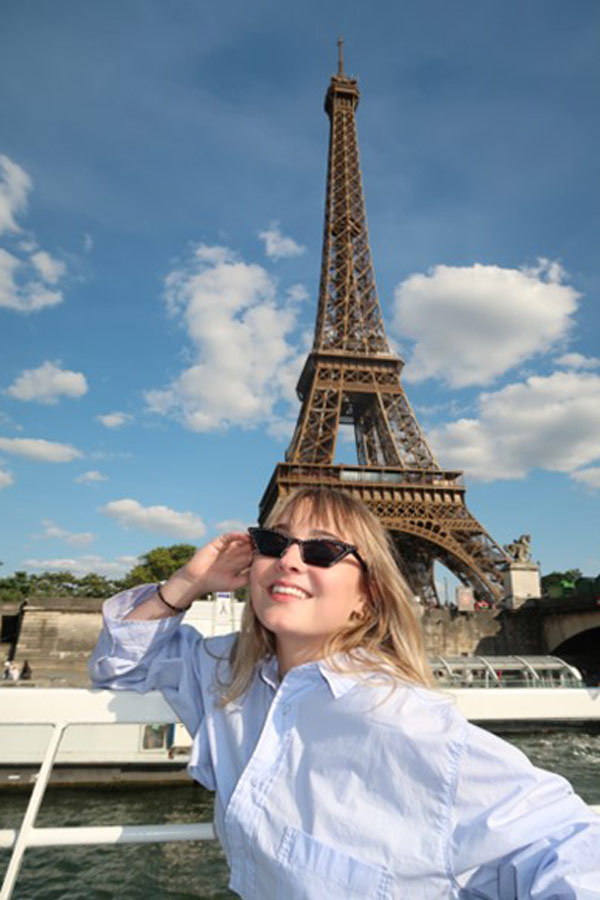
[120,544,197,588]
[0,544,201,603]
[541,569,600,601]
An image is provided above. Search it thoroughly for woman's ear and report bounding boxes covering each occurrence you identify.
[349,592,370,622]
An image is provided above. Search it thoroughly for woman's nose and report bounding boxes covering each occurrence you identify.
[277,541,304,570]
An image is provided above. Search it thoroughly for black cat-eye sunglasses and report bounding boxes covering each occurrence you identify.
[248,527,367,573]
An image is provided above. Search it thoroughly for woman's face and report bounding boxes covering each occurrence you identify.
[249,506,366,667]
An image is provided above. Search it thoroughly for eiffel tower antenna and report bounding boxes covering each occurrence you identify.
[259,45,510,606]
[337,36,344,75]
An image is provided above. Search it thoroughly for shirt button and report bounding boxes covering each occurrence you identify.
[282,704,290,715]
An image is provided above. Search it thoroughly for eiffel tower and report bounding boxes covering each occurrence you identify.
[259,42,510,606]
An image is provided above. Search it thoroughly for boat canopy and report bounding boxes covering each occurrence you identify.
[428,655,583,688]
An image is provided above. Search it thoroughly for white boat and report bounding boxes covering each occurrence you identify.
[0,654,597,787]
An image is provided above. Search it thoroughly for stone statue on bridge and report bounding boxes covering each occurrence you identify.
[502,534,541,608]
[504,534,533,564]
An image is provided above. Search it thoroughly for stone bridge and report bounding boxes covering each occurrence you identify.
[422,594,600,684]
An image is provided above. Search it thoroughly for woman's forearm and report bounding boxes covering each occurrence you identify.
[123,566,206,620]
[123,531,252,622]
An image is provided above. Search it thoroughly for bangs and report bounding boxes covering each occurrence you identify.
[266,488,370,551]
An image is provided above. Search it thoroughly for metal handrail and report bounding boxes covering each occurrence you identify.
[0,689,215,900]
[1,687,599,900]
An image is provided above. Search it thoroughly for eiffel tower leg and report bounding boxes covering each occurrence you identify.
[391,532,439,607]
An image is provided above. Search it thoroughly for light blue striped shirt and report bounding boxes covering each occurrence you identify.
[89,586,600,899]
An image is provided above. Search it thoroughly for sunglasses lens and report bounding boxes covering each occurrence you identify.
[302,540,344,567]
[252,529,288,558]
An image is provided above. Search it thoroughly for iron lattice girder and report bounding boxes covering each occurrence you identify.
[315,76,388,355]
[288,352,436,469]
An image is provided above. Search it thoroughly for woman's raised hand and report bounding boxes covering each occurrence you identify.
[181,532,253,595]
[124,531,254,621]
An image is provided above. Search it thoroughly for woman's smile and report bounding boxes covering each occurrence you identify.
[268,580,312,601]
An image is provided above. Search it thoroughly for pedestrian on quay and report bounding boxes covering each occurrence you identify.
[89,486,600,899]
[8,661,20,682]
[20,660,32,681]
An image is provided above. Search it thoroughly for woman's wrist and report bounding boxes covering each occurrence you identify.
[158,566,208,611]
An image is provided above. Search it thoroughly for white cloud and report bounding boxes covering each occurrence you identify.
[266,418,297,441]
[96,412,133,429]
[36,519,95,546]
[146,242,303,432]
[75,470,108,484]
[259,223,306,261]
[90,450,132,461]
[0,247,64,313]
[0,155,31,235]
[6,360,88,404]
[100,498,206,538]
[570,467,600,491]
[0,468,14,489]
[23,554,138,578]
[0,155,66,313]
[556,352,600,370]
[286,283,310,304]
[215,519,249,533]
[0,437,83,462]
[392,259,579,388]
[30,250,66,285]
[83,233,93,253]
[428,371,600,481]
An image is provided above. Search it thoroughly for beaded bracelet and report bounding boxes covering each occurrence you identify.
[156,583,192,613]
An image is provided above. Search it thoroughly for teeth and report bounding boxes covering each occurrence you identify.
[271,585,307,599]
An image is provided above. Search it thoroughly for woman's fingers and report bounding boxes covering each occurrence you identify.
[185,532,253,591]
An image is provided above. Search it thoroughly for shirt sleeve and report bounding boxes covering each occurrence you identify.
[449,720,600,898]
[88,584,206,736]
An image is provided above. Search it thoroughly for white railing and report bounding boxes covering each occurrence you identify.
[0,688,214,900]
[1,686,600,900]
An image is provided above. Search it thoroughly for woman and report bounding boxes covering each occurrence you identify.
[90,487,600,899]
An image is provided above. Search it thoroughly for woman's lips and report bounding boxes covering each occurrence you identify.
[268,582,311,601]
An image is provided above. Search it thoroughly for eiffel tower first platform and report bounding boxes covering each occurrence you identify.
[259,44,511,607]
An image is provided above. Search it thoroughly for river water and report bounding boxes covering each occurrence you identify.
[1,730,599,899]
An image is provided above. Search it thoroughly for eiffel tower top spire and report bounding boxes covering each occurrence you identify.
[313,42,390,356]
[337,36,344,75]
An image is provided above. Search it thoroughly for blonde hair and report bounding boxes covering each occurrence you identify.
[220,487,434,703]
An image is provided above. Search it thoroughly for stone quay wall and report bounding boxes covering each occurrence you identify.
[1,596,554,687]
[421,607,544,657]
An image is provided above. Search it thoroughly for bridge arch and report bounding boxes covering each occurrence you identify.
[546,615,600,685]
[544,611,600,651]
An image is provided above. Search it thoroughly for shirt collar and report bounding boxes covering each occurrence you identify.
[257,654,360,700]
[257,655,280,690]
[317,658,361,699]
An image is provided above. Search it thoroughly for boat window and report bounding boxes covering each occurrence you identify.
[429,655,583,688]
[142,724,169,750]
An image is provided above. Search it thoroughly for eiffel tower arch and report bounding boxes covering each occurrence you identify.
[259,44,510,607]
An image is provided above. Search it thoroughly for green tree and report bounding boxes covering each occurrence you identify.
[28,571,79,597]
[0,570,33,603]
[75,572,120,598]
[121,544,197,588]
[542,569,583,599]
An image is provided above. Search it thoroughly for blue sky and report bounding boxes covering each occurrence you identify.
[0,0,598,585]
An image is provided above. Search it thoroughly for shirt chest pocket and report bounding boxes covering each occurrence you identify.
[276,826,393,900]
